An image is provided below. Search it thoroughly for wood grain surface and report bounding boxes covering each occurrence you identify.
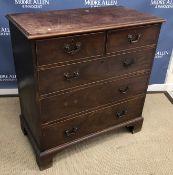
[6,6,164,39]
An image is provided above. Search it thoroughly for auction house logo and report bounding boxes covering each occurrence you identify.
[150,0,173,8]
[0,74,16,82]
[85,0,118,7]
[155,50,169,59]
[15,0,50,9]
[0,27,10,36]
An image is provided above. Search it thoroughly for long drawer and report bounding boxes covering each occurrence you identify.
[40,73,149,124]
[36,32,105,66]
[41,95,145,150]
[106,24,161,54]
[38,48,155,95]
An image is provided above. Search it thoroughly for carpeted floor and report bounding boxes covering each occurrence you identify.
[0,94,173,175]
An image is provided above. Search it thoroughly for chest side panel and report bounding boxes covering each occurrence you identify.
[9,22,41,148]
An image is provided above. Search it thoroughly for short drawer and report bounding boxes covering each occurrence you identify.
[38,48,155,95]
[40,73,149,124]
[41,95,145,150]
[106,24,161,54]
[36,32,105,66]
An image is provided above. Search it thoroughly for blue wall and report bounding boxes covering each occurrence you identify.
[0,0,172,89]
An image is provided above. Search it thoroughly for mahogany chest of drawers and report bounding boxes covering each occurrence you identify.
[7,6,164,170]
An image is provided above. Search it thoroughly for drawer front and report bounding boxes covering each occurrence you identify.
[40,73,148,123]
[38,48,155,95]
[36,32,105,66]
[107,24,161,54]
[42,96,145,150]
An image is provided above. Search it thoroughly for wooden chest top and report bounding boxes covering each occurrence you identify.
[6,6,164,39]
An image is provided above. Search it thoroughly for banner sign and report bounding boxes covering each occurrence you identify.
[0,0,172,89]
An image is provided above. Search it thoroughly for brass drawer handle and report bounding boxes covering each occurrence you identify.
[64,71,80,81]
[64,39,81,55]
[128,33,141,44]
[116,110,127,118]
[119,86,129,94]
[65,127,79,137]
[122,58,134,67]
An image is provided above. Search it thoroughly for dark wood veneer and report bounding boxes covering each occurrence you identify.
[9,22,41,148]
[7,6,164,170]
[40,72,149,124]
[6,6,164,39]
[41,95,145,150]
[107,24,161,54]
[38,47,155,95]
[36,32,105,66]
